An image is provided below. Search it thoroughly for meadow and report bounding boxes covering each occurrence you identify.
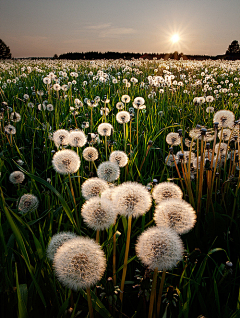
[0,57,240,318]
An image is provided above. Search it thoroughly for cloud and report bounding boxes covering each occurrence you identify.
[85,23,111,30]
[99,27,136,38]
[85,23,136,38]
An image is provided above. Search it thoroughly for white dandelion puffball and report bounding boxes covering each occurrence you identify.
[81,177,109,200]
[121,94,131,103]
[81,197,117,231]
[97,123,113,137]
[135,226,184,271]
[9,171,25,184]
[52,129,70,147]
[18,194,39,214]
[101,186,116,201]
[10,112,21,122]
[4,124,16,135]
[116,111,130,124]
[213,110,235,128]
[112,182,152,218]
[152,182,183,204]
[166,132,181,146]
[109,151,128,167]
[82,147,98,162]
[52,149,80,175]
[69,130,87,147]
[97,161,120,183]
[154,199,196,234]
[53,236,107,290]
[47,232,78,261]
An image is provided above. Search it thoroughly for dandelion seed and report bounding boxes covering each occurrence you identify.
[116,111,130,124]
[154,199,196,234]
[81,177,109,200]
[98,123,113,137]
[82,147,98,161]
[4,124,16,135]
[135,227,184,271]
[116,102,124,110]
[218,129,231,141]
[47,232,78,261]
[97,161,120,182]
[52,129,70,147]
[165,154,178,167]
[166,132,181,146]
[81,197,117,231]
[152,182,183,204]
[18,194,39,214]
[9,171,25,184]
[53,236,106,290]
[10,112,21,122]
[112,182,152,218]
[121,95,131,103]
[69,130,87,147]
[215,143,228,155]
[109,151,128,167]
[52,149,80,175]
[213,110,235,128]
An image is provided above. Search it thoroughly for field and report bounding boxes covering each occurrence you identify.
[0,58,240,318]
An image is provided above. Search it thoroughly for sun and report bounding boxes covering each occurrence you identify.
[171,34,180,43]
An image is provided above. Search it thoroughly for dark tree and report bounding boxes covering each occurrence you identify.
[0,39,12,59]
[53,53,58,59]
[226,40,240,55]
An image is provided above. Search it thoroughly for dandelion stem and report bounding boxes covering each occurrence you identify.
[96,230,100,243]
[120,215,132,304]
[86,287,94,318]
[156,270,166,317]
[148,268,158,318]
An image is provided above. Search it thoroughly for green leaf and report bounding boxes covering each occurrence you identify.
[1,188,46,307]
[13,162,78,231]
[15,263,28,318]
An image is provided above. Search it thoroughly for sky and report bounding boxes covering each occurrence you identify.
[1,0,240,58]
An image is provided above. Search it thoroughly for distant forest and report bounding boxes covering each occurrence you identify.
[55,51,240,61]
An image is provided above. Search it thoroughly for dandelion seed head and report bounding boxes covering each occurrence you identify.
[116,111,130,124]
[121,95,131,103]
[53,236,106,290]
[9,171,25,184]
[135,226,184,271]
[109,151,128,167]
[165,154,177,167]
[154,199,196,234]
[152,182,183,204]
[213,110,235,128]
[112,182,152,218]
[98,123,113,137]
[10,112,21,122]
[82,147,98,161]
[218,129,231,141]
[47,232,78,261]
[81,197,117,231]
[97,161,120,182]
[69,130,87,147]
[166,132,181,146]
[81,177,109,200]
[52,149,80,175]
[52,129,70,147]
[116,102,124,110]
[4,124,16,135]
[18,194,39,214]
[215,142,228,155]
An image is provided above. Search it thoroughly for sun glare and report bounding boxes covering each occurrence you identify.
[171,34,180,43]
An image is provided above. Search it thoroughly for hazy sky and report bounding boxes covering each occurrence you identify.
[1,0,239,58]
